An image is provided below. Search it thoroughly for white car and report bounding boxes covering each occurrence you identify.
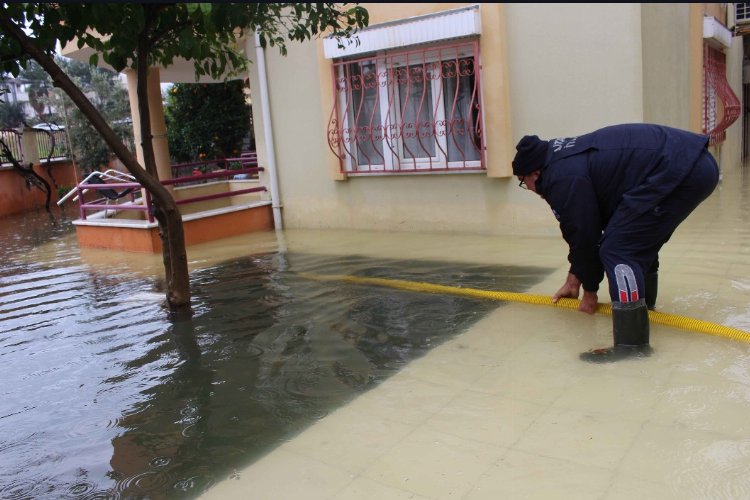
[32,123,65,131]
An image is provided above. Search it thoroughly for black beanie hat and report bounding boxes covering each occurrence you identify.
[512,135,549,176]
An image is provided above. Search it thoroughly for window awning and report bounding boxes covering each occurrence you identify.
[323,5,481,59]
[703,15,732,50]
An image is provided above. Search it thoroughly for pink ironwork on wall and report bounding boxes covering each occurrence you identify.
[328,40,485,174]
[703,45,740,146]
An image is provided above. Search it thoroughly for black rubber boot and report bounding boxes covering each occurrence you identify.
[645,272,658,310]
[580,299,652,363]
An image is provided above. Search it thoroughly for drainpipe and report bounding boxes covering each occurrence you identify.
[253,33,283,230]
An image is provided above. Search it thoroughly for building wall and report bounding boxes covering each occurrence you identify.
[505,3,644,139]
[0,161,78,216]
[694,2,744,173]
[247,4,560,235]
[0,78,34,121]
[641,4,692,129]
[249,3,736,236]
[722,6,745,172]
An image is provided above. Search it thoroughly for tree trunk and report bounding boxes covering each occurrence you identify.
[135,7,191,314]
[0,10,192,314]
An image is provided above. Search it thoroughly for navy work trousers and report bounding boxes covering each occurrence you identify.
[599,150,720,303]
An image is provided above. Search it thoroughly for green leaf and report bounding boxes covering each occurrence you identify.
[179,27,194,54]
[89,53,99,67]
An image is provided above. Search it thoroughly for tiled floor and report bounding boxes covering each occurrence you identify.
[201,165,750,499]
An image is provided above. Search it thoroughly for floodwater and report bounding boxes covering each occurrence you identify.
[0,208,547,499]
[3,163,750,500]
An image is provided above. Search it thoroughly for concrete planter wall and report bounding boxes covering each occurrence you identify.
[0,160,78,216]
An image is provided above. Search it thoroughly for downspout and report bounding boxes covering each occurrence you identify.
[253,33,283,230]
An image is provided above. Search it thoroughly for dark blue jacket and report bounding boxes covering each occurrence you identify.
[536,123,710,292]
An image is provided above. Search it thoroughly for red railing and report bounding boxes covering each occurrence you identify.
[170,152,258,179]
[703,44,740,146]
[328,40,485,175]
[76,163,265,223]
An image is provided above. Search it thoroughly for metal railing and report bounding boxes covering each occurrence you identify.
[170,152,258,180]
[61,159,266,223]
[0,128,69,165]
[35,129,69,160]
[0,129,24,163]
[327,40,485,174]
[703,44,740,146]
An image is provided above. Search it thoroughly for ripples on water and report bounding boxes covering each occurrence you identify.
[668,439,750,500]
[0,209,547,499]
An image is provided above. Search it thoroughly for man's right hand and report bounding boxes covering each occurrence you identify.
[552,273,597,314]
[552,272,581,302]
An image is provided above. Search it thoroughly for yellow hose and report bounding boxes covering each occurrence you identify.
[300,272,750,344]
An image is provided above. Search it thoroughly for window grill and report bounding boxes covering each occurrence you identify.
[327,40,485,175]
[702,45,740,146]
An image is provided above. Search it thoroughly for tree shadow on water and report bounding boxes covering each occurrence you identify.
[98,252,550,498]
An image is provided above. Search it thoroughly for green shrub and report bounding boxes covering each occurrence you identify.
[164,81,252,163]
[56,184,73,201]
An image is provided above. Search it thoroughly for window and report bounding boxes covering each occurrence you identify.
[327,40,484,175]
[736,3,750,25]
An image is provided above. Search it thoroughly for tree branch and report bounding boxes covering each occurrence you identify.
[149,19,192,48]
[0,8,166,196]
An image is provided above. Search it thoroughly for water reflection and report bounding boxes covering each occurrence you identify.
[0,210,549,499]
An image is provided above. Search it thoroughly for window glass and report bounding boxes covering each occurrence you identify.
[348,61,384,166]
[397,64,436,160]
[442,58,481,162]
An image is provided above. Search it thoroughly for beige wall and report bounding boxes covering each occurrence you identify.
[703,3,726,22]
[249,30,550,234]
[249,3,565,235]
[248,3,739,237]
[641,4,692,129]
[505,3,644,139]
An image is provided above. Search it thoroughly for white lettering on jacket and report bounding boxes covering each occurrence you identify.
[552,137,578,153]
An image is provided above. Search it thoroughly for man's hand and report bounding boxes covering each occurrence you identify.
[552,273,598,314]
[552,272,581,302]
[578,290,598,314]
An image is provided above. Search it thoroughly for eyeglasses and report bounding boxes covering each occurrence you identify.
[518,176,529,190]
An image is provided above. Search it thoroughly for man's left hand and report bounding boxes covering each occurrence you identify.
[579,290,598,314]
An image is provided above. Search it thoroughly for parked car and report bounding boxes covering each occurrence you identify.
[32,122,65,131]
